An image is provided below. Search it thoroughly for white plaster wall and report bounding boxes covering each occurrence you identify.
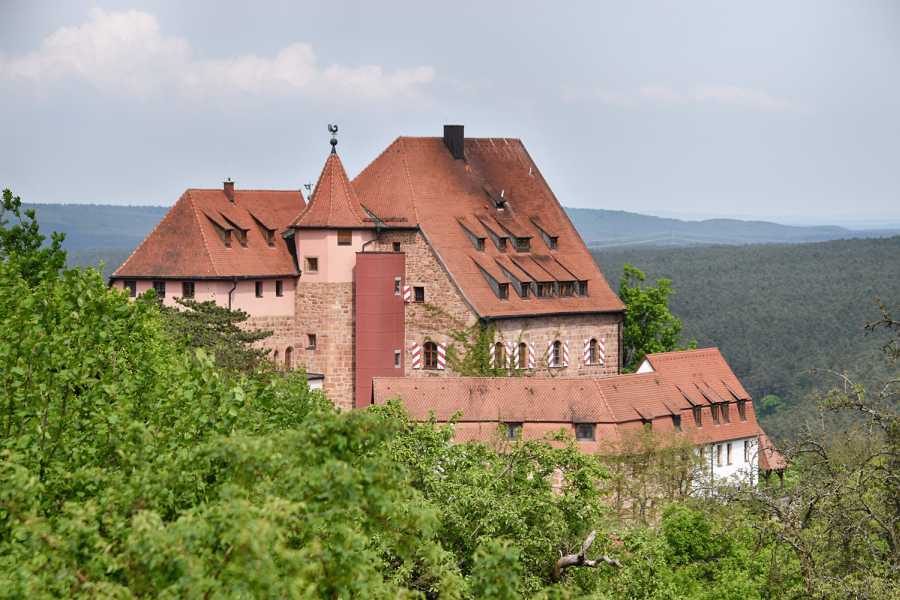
[696,436,759,486]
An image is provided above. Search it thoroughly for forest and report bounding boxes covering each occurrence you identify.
[3,191,899,598]
[594,238,900,441]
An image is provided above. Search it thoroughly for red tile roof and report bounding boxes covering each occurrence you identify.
[759,434,787,471]
[292,152,375,229]
[112,188,304,279]
[352,136,624,318]
[372,348,773,452]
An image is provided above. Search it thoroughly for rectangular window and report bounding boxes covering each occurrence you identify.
[394,277,401,296]
[578,281,588,296]
[152,280,166,301]
[414,286,425,303]
[559,282,575,297]
[514,237,531,252]
[305,257,318,273]
[265,229,275,247]
[394,350,401,368]
[124,280,137,297]
[181,281,195,299]
[549,236,559,250]
[744,440,750,463]
[575,423,595,441]
[307,334,317,350]
[337,229,352,245]
[255,281,263,298]
[727,442,733,465]
[392,241,401,252]
[275,280,284,297]
[699,446,705,462]
[737,400,747,421]
[672,414,682,432]
[716,444,723,467]
[721,403,730,423]
[537,283,553,298]
[519,283,529,299]
[711,403,720,425]
[498,283,509,299]
[693,406,702,427]
[505,422,522,440]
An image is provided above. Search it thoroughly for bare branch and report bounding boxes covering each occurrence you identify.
[552,530,622,581]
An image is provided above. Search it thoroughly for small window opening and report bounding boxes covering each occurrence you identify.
[493,342,506,368]
[394,350,401,368]
[182,281,195,299]
[550,340,562,367]
[255,281,263,298]
[693,406,703,427]
[307,334,317,350]
[537,282,554,298]
[152,280,166,302]
[414,286,425,303]
[737,400,747,421]
[505,422,522,440]
[284,347,293,370]
[517,342,528,369]
[265,229,275,247]
[305,257,319,273]
[498,282,509,299]
[721,403,730,423]
[588,338,598,364]
[711,403,720,425]
[276,280,284,297]
[744,440,751,463]
[727,442,733,465]
[514,238,530,252]
[337,230,352,246]
[559,282,575,297]
[223,230,232,247]
[392,241,401,252]
[423,341,438,370]
[716,444,723,466]
[575,423,596,441]
[673,414,682,432]
[125,280,137,298]
[519,283,529,298]
[394,277,401,295]
[549,236,559,249]
[578,281,588,296]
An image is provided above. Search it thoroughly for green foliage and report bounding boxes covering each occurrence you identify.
[618,264,690,371]
[1,189,66,285]
[759,394,783,416]
[160,298,272,373]
[448,323,522,377]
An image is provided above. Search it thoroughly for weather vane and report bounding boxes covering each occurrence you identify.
[328,124,339,154]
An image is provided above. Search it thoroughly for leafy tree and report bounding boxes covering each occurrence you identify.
[0,188,66,285]
[447,323,523,377]
[159,298,272,373]
[618,264,690,371]
[759,394,783,416]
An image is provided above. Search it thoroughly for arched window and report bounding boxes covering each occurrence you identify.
[517,342,527,369]
[551,340,562,367]
[494,342,506,368]
[423,341,438,369]
[284,346,293,370]
[588,338,598,364]
[273,349,280,368]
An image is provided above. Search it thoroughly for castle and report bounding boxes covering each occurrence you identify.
[111,124,784,483]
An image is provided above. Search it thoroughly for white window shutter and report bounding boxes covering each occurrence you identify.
[437,343,447,370]
[410,343,422,369]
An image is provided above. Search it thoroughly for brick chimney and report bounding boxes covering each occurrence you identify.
[443,124,465,160]
[224,178,235,203]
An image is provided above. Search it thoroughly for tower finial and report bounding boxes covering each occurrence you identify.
[328,123,339,154]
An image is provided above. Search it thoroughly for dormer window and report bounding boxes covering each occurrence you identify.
[693,406,703,427]
[548,236,559,249]
[498,283,509,299]
[265,228,275,246]
[337,230,352,246]
[737,400,747,421]
[223,230,232,247]
[578,281,588,296]
[536,282,554,298]
[530,218,559,250]
[514,237,531,252]
[559,282,575,297]
[458,220,487,251]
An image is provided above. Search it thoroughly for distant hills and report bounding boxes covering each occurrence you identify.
[22,203,898,260]
[566,207,900,248]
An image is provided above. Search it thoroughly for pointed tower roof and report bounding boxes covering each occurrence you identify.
[292,152,375,229]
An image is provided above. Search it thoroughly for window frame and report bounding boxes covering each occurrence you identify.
[337,229,353,246]
[284,346,293,370]
[727,442,733,465]
[716,444,723,467]
[550,340,562,367]
[307,333,317,350]
[152,280,166,301]
[305,256,319,273]
[394,349,401,368]
[255,281,263,298]
[493,342,506,368]
[575,423,596,441]
[392,241,401,252]
[394,277,401,296]
[588,338,598,364]
[744,440,751,463]
[498,282,509,299]
[517,342,528,369]
[423,341,438,370]
[737,400,747,421]
[721,402,730,423]
[693,405,703,427]
[275,280,284,297]
[672,414,682,432]
[413,286,425,303]
[559,282,575,297]
[711,403,720,425]
[181,281,195,299]
[124,280,137,298]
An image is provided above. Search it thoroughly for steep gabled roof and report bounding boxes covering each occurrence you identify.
[292,152,375,229]
[112,188,304,279]
[352,136,625,318]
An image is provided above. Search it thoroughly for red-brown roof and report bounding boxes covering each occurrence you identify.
[112,188,304,279]
[372,348,770,451]
[292,152,374,229]
[759,434,788,471]
[352,136,624,318]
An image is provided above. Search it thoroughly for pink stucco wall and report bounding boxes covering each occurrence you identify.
[295,229,375,283]
[112,278,296,317]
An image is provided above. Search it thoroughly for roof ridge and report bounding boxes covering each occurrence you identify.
[112,191,190,278]
[186,190,220,276]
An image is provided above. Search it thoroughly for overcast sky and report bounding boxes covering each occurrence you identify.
[2,1,898,225]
